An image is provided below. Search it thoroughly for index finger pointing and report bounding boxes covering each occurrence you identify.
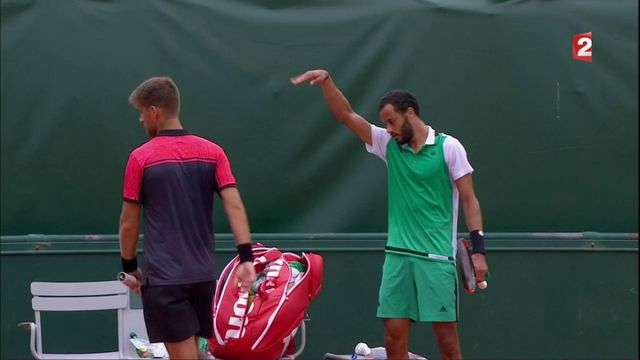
[290,73,308,85]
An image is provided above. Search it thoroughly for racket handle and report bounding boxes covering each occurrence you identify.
[118,272,139,287]
[477,280,488,290]
[456,238,477,293]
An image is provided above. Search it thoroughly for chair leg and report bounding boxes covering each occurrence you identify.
[289,321,306,359]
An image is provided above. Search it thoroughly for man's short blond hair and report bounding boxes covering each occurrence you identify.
[129,76,180,116]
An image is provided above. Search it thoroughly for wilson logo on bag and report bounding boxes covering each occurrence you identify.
[209,244,323,360]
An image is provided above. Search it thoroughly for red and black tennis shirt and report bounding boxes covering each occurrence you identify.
[122,129,236,285]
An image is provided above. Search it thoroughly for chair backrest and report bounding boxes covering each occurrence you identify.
[30,280,129,357]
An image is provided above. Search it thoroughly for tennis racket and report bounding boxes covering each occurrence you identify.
[118,272,139,287]
[456,237,487,293]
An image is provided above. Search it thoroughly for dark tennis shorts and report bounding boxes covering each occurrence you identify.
[141,280,216,343]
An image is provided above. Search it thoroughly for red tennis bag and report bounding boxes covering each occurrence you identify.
[208,244,323,360]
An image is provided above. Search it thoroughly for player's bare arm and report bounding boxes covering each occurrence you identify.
[220,187,256,291]
[455,174,489,282]
[291,69,372,145]
[119,201,141,260]
[119,201,142,294]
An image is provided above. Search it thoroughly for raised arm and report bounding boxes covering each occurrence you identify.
[291,69,373,145]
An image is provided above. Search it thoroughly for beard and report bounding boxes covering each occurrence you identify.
[395,114,414,145]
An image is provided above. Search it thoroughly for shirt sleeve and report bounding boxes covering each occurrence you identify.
[214,148,237,191]
[443,136,474,181]
[365,124,391,163]
[123,153,143,202]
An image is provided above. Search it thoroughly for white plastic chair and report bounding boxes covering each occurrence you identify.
[280,320,307,360]
[18,280,148,359]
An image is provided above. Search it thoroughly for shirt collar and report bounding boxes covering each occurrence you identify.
[401,126,436,150]
[425,126,436,145]
[157,129,188,136]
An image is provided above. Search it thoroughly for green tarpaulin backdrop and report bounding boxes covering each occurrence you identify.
[2,0,637,235]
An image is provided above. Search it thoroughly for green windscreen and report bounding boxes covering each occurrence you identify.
[1,0,637,234]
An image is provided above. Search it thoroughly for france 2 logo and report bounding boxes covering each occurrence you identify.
[573,32,592,62]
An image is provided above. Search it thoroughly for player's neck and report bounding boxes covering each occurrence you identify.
[409,121,428,150]
[158,117,183,130]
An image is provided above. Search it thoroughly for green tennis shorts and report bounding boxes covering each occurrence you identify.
[377,253,458,322]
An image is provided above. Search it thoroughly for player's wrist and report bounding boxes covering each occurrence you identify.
[121,256,138,273]
[236,243,254,263]
[470,230,486,255]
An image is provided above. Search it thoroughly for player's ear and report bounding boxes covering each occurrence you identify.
[149,105,159,118]
[406,107,416,117]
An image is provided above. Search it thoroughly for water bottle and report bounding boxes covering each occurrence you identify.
[129,332,152,358]
[354,342,371,356]
[369,347,387,359]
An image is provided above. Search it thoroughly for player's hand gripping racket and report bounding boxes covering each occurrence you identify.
[456,238,488,293]
[118,271,141,295]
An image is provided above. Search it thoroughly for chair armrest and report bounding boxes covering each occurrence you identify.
[18,321,34,330]
[18,322,40,360]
